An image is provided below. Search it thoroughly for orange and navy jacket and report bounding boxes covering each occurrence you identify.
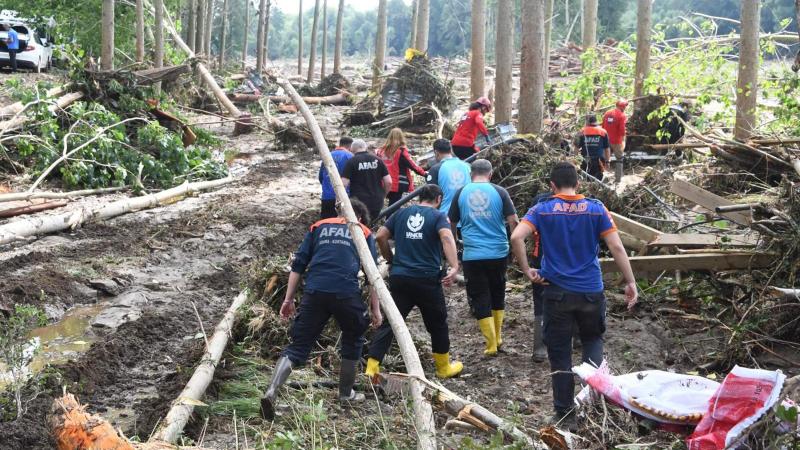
[602,108,627,145]
[377,146,427,193]
[577,125,610,160]
[451,109,490,148]
[290,218,377,296]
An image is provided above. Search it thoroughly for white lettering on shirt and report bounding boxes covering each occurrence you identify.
[358,160,378,170]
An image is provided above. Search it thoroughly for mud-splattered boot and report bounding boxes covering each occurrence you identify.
[260,356,293,421]
[339,359,365,403]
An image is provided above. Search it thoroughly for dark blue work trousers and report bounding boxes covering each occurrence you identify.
[542,284,606,414]
[283,291,370,366]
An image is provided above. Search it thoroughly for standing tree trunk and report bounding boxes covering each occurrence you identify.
[218,0,229,66]
[204,0,214,57]
[101,0,114,70]
[263,1,270,65]
[734,0,761,140]
[136,0,145,62]
[298,0,304,76]
[307,0,321,83]
[544,0,554,78]
[187,0,196,52]
[633,0,652,99]
[494,0,513,124]
[409,0,418,49]
[321,0,327,78]
[195,0,204,53]
[241,0,249,68]
[565,0,570,30]
[333,0,344,73]
[415,0,430,52]
[582,0,597,49]
[255,0,268,72]
[519,0,545,134]
[154,0,164,92]
[373,0,388,91]
[470,0,486,100]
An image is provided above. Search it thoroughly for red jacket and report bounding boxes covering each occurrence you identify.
[451,109,490,148]
[377,146,427,193]
[602,108,627,145]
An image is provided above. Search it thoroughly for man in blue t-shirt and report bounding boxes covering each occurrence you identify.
[319,136,353,219]
[365,184,463,380]
[4,24,19,72]
[261,200,382,421]
[510,162,637,427]
[449,159,518,356]
[426,139,471,215]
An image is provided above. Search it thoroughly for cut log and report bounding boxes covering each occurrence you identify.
[0,186,128,203]
[766,287,800,299]
[609,211,662,242]
[0,83,72,118]
[670,179,752,226]
[0,177,232,246]
[601,252,774,273]
[648,233,760,248]
[276,75,437,450]
[229,92,350,106]
[0,201,68,218]
[0,91,85,135]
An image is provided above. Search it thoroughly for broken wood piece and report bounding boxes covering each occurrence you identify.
[601,252,774,273]
[609,211,662,242]
[133,64,191,84]
[648,233,759,248]
[0,91,85,135]
[444,419,481,432]
[0,83,72,118]
[670,179,752,226]
[0,201,68,218]
[229,92,350,106]
[0,186,128,203]
[766,287,800,299]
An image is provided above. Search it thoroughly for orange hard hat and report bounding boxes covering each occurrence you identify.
[476,96,492,111]
[616,99,629,108]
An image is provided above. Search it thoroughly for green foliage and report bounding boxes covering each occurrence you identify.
[0,305,47,421]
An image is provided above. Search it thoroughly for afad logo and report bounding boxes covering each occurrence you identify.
[405,212,425,239]
[468,189,492,219]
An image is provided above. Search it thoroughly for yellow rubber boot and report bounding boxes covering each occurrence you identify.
[477,317,498,356]
[364,358,381,379]
[492,310,505,348]
[433,353,464,379]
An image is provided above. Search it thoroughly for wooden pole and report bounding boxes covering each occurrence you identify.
[276,75,437,450]
[136,0,146,62]
[633,0,652,100]
[333,0,344,73]
[0,186,128,203]
[494,0,513,124]
[307,0,320,83]
[241,0,249,68]
[101,0,115,70]
[470,0,486,99]
[734,0,761,140]
[298,0,304,76]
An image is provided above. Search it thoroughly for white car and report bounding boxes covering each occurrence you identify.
[0,12,53,73]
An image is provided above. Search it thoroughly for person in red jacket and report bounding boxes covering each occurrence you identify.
[377,128,428,206]
[451,97,492,160]
[602,100,628,183]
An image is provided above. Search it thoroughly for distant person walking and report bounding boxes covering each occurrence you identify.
[4,24,19,72]
[451,97,492,160]
[319,136,353,219]
[377,128,427,207]
[341,139,391,221]
[602,100,628,183]
[575,114,610,182]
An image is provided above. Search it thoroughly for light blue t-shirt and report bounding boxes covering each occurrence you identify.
[6,29,19,50]
[432,157,471,215]
[449,182,516,261]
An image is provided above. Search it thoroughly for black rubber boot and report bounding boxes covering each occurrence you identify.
[338,359,365,402]
[260,356,293,421]
[532,315,547,362]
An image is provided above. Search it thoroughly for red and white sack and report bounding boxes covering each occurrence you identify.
[686,366,785,450]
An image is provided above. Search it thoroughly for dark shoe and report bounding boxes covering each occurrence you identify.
[260,356,293,420]
[338,358,365,401]
[549,410,578,432]
[532,315,547,362]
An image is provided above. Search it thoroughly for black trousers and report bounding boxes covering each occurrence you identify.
[386,191,404,207]
[542,284,606,413]
[368,275,450,359]
[283,291,370,366]
[452,145,476,161]
[463,258,507,320]
[8,49,17,71]
[580,157,604,181]
[320,199,337,219]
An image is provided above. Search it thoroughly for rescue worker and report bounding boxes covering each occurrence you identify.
[319,136,353,219]
[377,128,427,207]
[575,114,610,181]
[365,184,463,379]
[529,190,552,363]
[510,162,638,427]
[342,139,392,222]
[449,159,519,356]
[602,100,628,183]
[451,97,492,160]
[260,200,383,421]
[425,139,471,215]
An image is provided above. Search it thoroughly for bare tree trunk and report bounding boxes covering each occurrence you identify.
[101,0,115,70]
[519,0,545,134]
[494,0,513,124]
[263,1,270,64]
[470,0,486,100]
[256,0,267,72]
[321,0,327,78]
[582,0,597,49]
[307,0,320,83]
[218,0,228,66]
[373,0,388,91]
[136,0,145,62]
[333,0,344,73]
[187,0,196,52]
[195,0,204,53]
[204,0,214,57]
[544,0,554,78]
[298,0,304,76]
[633,0,652,99]
[734,0,760,140]
[565,0,570,30]
[154,0,164,93]
[415,0,430,52]
[409,0,418,49]
[241,0,249,68]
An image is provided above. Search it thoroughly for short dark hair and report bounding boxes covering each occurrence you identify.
[349,199,370,224]
[469,102,482,111]
[433,139,452,153]
[339,136,354,147]
[418,184,443,203]
[550,162,579,189]
[471,159,493,176]
[586,114,598,125]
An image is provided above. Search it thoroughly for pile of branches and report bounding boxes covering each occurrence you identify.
[299,72,352,97]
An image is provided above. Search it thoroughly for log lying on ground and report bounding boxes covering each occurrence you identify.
[230,92,351,106]
[149,290,249,443]
[0,186,129,203]
[0,200,68,218]
[0,83,72,118]
[133,64,191,84]
[0,177,232,245]
[277,75,437,450]
[0,91,85,135]
[601,252,775,273]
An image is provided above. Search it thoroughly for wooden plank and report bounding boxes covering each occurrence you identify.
[601,252,774,273]
[609,211,662,242]
[648,233,760,248]
[670,179,751,226]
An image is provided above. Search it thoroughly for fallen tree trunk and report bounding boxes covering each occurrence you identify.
[0,91,85,135]
[0,201,68,218]
[0,186,128,203]
[277,75,437,450]
[149,290,249,443]
[0,84,72,118]
[133,64,191,84]
[230,92,350,106]
[0,177,232,245]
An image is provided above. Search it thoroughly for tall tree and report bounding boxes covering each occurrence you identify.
[415,0,430,51]
[256,0,268,72]
[409,0,418,49]
[321,0,327,78]
[204,0,214,57]
[187,0,196,52]
[136,0,145,62]
[633,0,652,99]
[333,0,344,73]
[373,0,388,90]
[494,0,513,124]
[298,0,303,76]
[582,0,597,48]
[195,0,205,53]
[218,0,229,66]
[307,0,321,83]
[101,0,114,70]
[154,0,164,92]
[734,0,761,140]
[470,0,486,100]
[241,0,249,68]
[544,0,554,77]
[519,0,545,133]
